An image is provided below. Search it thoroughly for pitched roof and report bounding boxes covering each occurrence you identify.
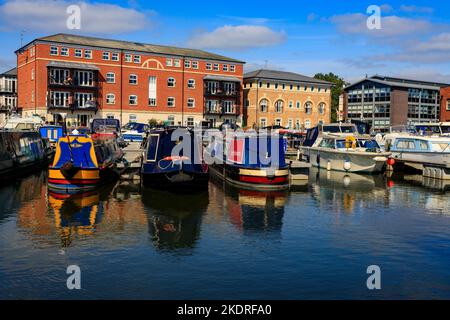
[244,69,333,86]
[0,67,17,76]
[24,33,244,64]
[345,75,449,91]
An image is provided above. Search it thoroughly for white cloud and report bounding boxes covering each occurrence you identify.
[330,13,432,37]
[400,5,434,14]
[0,0,152,34]
[187,25,286,50]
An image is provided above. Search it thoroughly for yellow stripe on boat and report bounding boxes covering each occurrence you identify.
[49,168,100,180]
[239,168,289,177]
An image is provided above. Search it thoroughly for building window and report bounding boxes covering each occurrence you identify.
[84,50,92,59]
[187,98,195,108]
[192,61,199,69]
[148,76,157,107]
[134,55,141,64]
[31,69,35,80]
[274,83,279,89]
[129,74,138,85]
[112,53,119,61]
[223,64,228,72]
[282,84,286,90]
[260,118,267,128]
[106,72,115,83]
[50,46,58,55]
[174,59,181,67]
[129,114,137,122]
[305,119,311,128]
[75,71,94,87]
[103,52,110,60]
[290,85,293,90]
[295,119,301,130]
[61,47,69,56]
[184,60,191,68]
[275,118,282,126]
[206,100,219,113]
[186,117,194,127]
[167,77,176,87]
[168,116,175,126]
[296,101,301,109]
[75,92,94,108]
[166,58,173,67]
[289,101,293,108]
[311,86,314,92]
[106,94,115,104]
[230,65,236,72]
[125,54,132,62]
[206,63,212,70]
[206,81,218,94]
[107,114,115,119]
[167,97,175,107]
[49,91,70,107]
[260,99,268,112]
[275,100,283,113]
[223,101,234,114]
[187,79,195,88]
[447,99,450,111]
[259,82,263,88]
[319,102,326,114]
[224,82,236,95]
[213,64,220,71]
[305,102,313,114]
[49,69,69,85]
[288,119,293,129]
[75,49,82,58]
[129,95,138,105]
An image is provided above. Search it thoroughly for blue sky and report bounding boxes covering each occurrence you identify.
[1,0,450,83]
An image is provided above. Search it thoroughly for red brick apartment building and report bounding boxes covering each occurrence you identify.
[16,34,245,127]
[440,86,450,122]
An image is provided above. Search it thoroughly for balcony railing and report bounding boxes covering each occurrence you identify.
[47,80,99,89]
[47,101,98,111]
[204,88,240,97]
[204,106,240,116]
[0,86,16,93]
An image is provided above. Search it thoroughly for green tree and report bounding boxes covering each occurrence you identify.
[148,118,159,128]
[314,72,349,123]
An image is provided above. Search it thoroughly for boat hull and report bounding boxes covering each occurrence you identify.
[302,147,389,173]
[391,151,450,172]
[209,163,290,191]
[142,166,209,190]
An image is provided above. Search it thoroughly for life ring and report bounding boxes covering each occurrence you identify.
[345,136,357,149]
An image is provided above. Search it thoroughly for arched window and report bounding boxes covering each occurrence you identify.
[167,77,176,87]
[305,101,313,115]
[260,99,268,112]
[275,100,283,113]
[318,102,326,115]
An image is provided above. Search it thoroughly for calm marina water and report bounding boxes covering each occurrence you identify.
[0,170,449,299]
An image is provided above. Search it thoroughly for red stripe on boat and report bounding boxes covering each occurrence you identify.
[239,175,288,185]
[48,179,100,185]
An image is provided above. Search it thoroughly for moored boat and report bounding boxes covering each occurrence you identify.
[141,127,209,190]
[387,135,450,173]
[206,132,290,191]
[121,122,149,143]
[48,132,125,194]
[0,130,48,180]
[301,124,391,174]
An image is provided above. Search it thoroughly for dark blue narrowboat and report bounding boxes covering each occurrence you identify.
[0,130,48,180]
[206,133,290,191]
[141,128,209,190]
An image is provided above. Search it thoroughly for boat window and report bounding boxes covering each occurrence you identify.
[335,140,346,149]
[396,140,416,150]
[146,134,160,162]
[319,138,335,149]
[419,141,429,151]
[441,126,450,134]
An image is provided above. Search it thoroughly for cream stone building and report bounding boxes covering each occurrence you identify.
[243,70,332,130]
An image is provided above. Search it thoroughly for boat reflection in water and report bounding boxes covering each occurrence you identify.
[309,168,389,214]
[47,184,115,247]
[209,178,287,234]
[142,188,209,251]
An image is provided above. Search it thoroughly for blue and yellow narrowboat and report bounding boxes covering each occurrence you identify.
[48,133,125,194]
